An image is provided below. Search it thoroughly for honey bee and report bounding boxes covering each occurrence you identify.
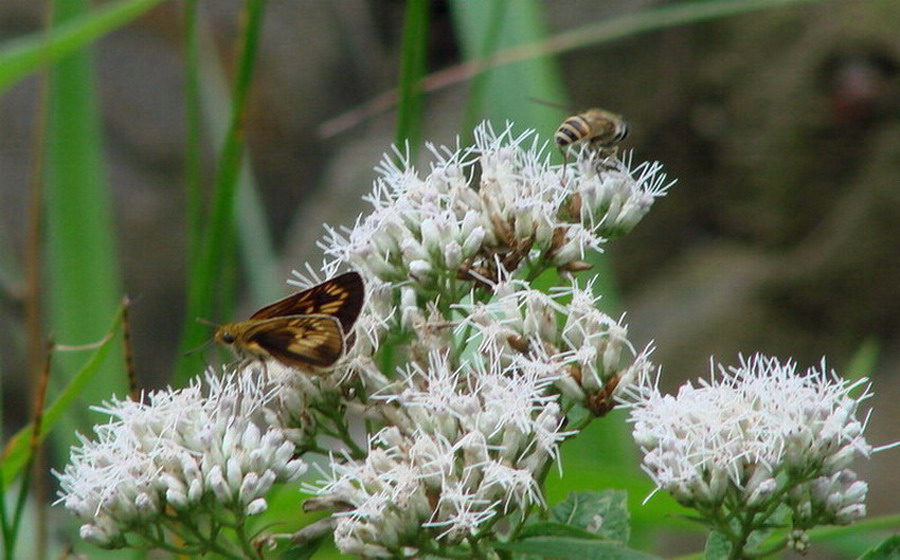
[555,108,629,160]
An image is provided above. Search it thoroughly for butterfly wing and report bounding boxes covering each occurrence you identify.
[243,315,346,369]
[249,272,364,333]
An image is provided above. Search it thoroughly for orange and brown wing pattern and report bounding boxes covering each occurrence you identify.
[243,315,346,369]
[249,271,364,333]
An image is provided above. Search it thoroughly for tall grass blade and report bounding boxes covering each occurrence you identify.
[845,337,879,383]
[182,0,204,278]
[450,0,565,139]
[44,0,125,443]
[175,0,268,383]
[394,0,430,155]
[194,15,280,306]
[0,0,166,94]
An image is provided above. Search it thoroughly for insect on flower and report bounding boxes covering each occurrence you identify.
[214,272,365,371]
[555,107,629,160]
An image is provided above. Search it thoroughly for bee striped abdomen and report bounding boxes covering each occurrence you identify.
[554,108,628,159]
[555,116,591,148]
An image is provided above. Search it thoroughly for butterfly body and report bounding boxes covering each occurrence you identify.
[214,272,364,371]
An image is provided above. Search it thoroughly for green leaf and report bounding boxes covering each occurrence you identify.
[492,537,662,560]
[703,530,732,560]
[858,536,900,560]
[0,0,166,94]
[845,337,880,383]
[551,490,631,543]
[518,522,606,541]
[280,538,324,560]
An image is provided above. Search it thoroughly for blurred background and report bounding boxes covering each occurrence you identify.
[0,0,898,557]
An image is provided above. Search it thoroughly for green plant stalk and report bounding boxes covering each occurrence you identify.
[45,0,125,443]
[0,0,166,94]
[394,0,429,156]
[182,0,204,277]
[194,14,280,306]
[175,0,268,383]
[6,338,54,560]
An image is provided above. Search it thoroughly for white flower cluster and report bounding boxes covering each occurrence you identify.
[626,354,877,534]
[59,121,673,557]
[320,122,671,298]
[457,280,652,415]
[56,368,306,549]
[300,124,666,557]
[310,351,571,557]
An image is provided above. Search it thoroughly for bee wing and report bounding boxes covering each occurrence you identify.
[244,315,346,368]
[249,272,364,333]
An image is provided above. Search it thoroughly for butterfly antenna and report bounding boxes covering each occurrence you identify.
[185,337,215,356]
[196,317,219,328]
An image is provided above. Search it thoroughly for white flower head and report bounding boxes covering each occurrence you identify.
[57,367,306,548]
[312,347,572,556]
[319,122,671,299]
[626,353,880,532]
[456,280,646,416]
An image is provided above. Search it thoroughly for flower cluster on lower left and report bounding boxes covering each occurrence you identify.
[55,366,307,552]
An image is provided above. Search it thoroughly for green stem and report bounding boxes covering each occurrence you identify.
[182,0,203,273]
[0,0,167,93]
[232,512,261,559]
[394,0,429,155]
[176,0,267,382]
[332,414,366,459]
[169,511,248,560]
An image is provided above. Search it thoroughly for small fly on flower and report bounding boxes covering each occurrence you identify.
[214,272,365,372]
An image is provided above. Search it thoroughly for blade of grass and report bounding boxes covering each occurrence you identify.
[450,0,565,138]
[195,15,280,307]
[182,0,204,277]
[6,339,54,558]
[458,0,508,137]
[394,0,429,155]
[175,0,268,384]
[45,0,125,444]
[0,0,166,94]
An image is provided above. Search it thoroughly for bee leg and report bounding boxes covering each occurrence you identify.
[591,141,621,172]
[559,148,572,188]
